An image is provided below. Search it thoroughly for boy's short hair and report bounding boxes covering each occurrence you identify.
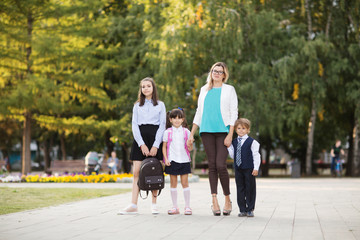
[234,118,251,130]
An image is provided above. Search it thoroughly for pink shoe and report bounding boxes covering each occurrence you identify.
[184,207,192,215]
[168,207,180,215]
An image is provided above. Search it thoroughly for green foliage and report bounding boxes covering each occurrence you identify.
[0,0,359,175]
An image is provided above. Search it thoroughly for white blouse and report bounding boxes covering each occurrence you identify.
[163,126,191,163]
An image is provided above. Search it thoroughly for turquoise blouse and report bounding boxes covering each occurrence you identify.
[200,87,229,134]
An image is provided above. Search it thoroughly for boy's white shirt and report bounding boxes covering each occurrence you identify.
[163,126,191,163]
[227,134,261,171]
[193,83,238,127]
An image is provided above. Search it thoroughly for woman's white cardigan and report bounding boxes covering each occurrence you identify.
[193,83,238,127]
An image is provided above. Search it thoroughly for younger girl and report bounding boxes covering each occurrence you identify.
[162,108,193,215]
[118,77,166,215]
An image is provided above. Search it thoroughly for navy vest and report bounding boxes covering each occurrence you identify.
[232,137,254,169]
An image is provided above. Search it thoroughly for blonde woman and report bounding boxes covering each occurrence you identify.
[188,62,238,216]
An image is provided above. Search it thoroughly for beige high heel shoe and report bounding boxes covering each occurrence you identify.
[211,195,221,216]
[223,201,232,216]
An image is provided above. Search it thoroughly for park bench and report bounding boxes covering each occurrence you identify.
[195,161,234,169]
[49,160,85,173]
[314,162,346,172]
[48,159,114,174]
[195,161,287,171]
[268,163,287,170]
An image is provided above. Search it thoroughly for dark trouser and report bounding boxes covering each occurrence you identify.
[201,133,230,196]
[331,156,339,172]
[235,168,256,212]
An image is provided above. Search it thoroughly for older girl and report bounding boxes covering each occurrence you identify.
[119,77,166,215]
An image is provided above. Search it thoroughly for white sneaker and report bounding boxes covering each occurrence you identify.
[118,205,138,215]
[151,204,159,215]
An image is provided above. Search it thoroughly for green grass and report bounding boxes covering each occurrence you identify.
[0,187,130,215]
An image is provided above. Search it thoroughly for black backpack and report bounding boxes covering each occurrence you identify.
[137,157,165,199]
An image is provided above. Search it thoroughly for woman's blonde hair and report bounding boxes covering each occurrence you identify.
[206,62,229,90]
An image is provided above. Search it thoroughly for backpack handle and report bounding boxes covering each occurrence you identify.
[139,189,162,200]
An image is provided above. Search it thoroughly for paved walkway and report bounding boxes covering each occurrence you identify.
[1,178,360,240]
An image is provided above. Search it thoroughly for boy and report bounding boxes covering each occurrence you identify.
[228,118,261,217]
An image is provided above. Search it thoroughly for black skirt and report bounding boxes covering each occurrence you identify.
[130,124,163,161]
[165,161,191,175]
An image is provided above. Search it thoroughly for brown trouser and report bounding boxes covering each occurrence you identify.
[201,133,230,196]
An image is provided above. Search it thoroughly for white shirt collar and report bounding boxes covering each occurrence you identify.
[172,126,183,132]
[238,134,248,140]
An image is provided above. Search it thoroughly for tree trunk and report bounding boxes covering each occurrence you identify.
[60,133,66,160]
[21,11,33,175]
[325,6,332,42]
[21,111,32,175]
[306,98,316,175]
[26,12,33,74]
[262,139,271,177]
[121,142,130,173]
[304,0,315,176]
[346,116,354,176]
[304,0,313,41]
[352,117,360,176]
[43,139,51,171]
[105,131,114,157]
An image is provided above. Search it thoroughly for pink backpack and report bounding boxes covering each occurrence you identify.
[166,127,191,161]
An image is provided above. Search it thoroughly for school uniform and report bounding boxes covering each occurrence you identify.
[228,134,261,213]
[163,126,191,175]
[130,99,166,161]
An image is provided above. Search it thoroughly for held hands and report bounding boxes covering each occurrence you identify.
[224,134,232,148]
[187,134,195,149]
[188,143,193,151]
[252,170,258,176]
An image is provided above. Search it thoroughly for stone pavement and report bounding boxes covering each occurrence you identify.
[1,178,360,240]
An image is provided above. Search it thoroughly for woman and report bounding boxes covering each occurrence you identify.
[188,62,238,216]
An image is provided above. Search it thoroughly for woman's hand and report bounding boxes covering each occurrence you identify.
[224,134,232,147]
[252,170,258,176]
[149,147,158,156]
[187,135,194,149]
[140,145,150,156]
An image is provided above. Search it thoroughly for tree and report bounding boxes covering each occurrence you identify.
[0,0,122,173]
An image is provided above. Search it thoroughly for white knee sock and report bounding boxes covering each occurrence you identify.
[183,187,190,208]
[170,188,178,208]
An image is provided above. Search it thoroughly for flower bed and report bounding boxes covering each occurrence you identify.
[0,173,133,183]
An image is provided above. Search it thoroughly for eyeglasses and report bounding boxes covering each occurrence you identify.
[212,70,224,75]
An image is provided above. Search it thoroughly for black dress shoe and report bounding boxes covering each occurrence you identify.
[238,212,247,217]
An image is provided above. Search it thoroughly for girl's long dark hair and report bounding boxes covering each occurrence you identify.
[136,77,159,106]
[166,108,188,129]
